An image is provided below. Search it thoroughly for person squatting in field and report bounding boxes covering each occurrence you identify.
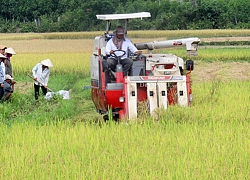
[32,59,53,100]
[105,26,141,76]
[2,74,14,102]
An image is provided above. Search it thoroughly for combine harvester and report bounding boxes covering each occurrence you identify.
[90,12,200,121]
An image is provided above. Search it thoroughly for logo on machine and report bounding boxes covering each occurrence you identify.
[141,76,171,81]
[173,41,182,46]
[139,83,147,87]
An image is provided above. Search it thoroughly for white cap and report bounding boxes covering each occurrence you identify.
[6,74,14,80]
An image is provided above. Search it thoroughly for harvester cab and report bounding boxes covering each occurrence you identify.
[90,12,200,121]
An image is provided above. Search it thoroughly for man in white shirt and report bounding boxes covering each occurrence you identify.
[32,59,53,100]
[105,26,141,76]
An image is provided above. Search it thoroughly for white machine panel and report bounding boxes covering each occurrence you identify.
[146,83,158,115]
[127,82,137,119]
[177,80,188,106]
[157,82,168,109]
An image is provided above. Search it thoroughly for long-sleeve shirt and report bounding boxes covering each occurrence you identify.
[0,62,5,80]
[0,62,5,83]
[32,63,50,86]
[105,37,138,59]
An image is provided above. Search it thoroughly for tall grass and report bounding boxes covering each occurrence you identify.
[1,119,250,179]
[12,52,91,77]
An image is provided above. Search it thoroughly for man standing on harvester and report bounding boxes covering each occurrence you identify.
[105,26,141,76]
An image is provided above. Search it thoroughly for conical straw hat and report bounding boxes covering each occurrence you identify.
[5,47,16,55]
[0,54,6,59]
[41,59,53,67]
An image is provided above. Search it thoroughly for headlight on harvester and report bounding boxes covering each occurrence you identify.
[190,94,193,102]
[119,97,125,103]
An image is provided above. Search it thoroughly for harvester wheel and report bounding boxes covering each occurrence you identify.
[103,115,109,121]
[113,114,119,122]
[103,114,119,122]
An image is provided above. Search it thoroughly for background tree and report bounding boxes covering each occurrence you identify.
[1,0,250,32]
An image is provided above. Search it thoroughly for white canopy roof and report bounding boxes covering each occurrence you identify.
[96,12,151,20]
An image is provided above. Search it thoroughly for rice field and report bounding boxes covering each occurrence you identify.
[1,29,250,40]
[0,30,250,179]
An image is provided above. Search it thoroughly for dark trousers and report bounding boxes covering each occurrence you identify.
[107,58,133,76]
[34,83,47,100]
[0,87,3,100]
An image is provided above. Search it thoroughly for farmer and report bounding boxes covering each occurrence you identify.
[32,59,53,100]
[0,45,7,55]
[2,74,14,102]
[105,26,141,76]
[0,54,5,100]
[5,47,16,77]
